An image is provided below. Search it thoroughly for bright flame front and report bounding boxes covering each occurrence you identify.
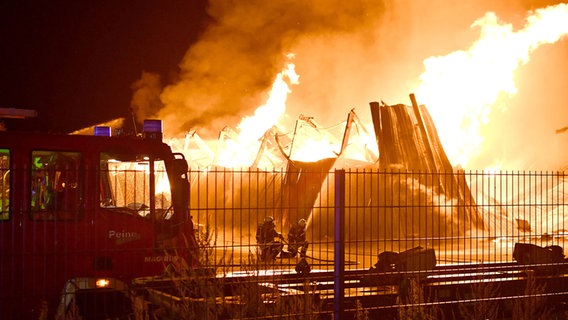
[161,4,567,172]
[414,3,568,170]
[215,62,299,168]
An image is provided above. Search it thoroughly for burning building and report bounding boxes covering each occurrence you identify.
[125,2,568,254]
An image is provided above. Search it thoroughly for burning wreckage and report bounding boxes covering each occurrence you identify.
[127,94,568,319]
[16,89,557,319]
[171,94,483,244]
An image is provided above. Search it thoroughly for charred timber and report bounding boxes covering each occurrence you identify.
[369,95,484,232]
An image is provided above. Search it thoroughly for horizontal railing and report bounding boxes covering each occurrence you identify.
[184,168,568,319]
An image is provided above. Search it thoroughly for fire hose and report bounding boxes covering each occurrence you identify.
[277,237,358,265]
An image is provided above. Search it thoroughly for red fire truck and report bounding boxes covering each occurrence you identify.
[0,121,197,319]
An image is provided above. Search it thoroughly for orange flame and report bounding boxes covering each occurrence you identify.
[289,119,340,162]
[215,60,299,168]
[414,3,568,169]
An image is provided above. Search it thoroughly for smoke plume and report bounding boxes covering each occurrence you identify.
[133,0,568,170]
[130,71,163,123]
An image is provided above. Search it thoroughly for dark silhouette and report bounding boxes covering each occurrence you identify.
[256,216,284,262]
[284,218,308,258]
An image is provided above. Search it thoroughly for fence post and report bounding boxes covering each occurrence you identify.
[334,169,345,320]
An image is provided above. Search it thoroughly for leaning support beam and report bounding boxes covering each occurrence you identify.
[410,93,437,171]
[339,109,356,155]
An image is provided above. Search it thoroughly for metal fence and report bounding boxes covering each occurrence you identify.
[6,167,568,319]
[190,169,567,267]
[181,168,568,319]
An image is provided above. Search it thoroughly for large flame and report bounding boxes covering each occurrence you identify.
[414,3,568,170]
[288,118,341,162]
[215,61,299,168]
[151,2,566,171]
[169,60,378,169]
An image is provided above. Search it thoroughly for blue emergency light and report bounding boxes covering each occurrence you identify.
[94,126,111,137]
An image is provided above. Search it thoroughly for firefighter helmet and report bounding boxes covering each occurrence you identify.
[298,218,307,227]
[264,216,274,223]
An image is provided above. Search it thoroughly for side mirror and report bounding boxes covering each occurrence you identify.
[171,159,188,178]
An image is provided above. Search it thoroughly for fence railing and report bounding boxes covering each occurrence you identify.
[184,168,568,319]
[6,167,568,319]
[191,169,568,269]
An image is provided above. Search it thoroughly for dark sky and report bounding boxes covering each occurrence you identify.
[0,1,208,133]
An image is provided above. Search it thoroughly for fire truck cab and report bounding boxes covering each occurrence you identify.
[0,122,197,319]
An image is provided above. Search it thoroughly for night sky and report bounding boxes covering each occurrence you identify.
[0,1,208,133]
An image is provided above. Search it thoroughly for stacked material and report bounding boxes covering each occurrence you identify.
[366,95,485,237]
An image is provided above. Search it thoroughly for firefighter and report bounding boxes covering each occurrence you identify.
[256,216,284,261]
[286,218,309,258]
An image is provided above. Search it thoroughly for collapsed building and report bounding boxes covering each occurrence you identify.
[176,94,485,247]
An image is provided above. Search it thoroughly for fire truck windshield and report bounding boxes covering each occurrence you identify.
[100,152,172,219]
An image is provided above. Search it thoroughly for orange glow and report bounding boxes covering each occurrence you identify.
[289,120,340,162]
[414,4,568,169]
[161,4,566,171]
[95,278,110,288]
[163,50,379,169]
[154,165,171,196]
[215,61,299,168]
[108,161,171,206]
